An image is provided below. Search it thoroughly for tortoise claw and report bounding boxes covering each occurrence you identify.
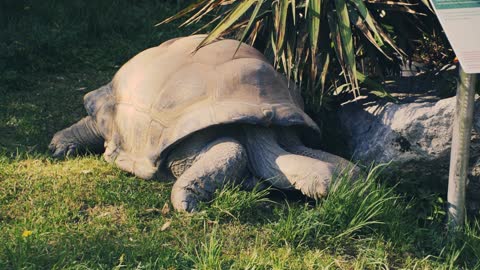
[49,140,78,159]
[171,188,199,213]
[181,200,197,213]
[66,144,78,157]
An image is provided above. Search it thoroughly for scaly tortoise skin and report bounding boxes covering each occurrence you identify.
[50,35,358,212]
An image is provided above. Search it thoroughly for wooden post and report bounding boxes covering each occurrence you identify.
[447,66,477,229]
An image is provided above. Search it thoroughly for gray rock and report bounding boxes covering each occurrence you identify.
[339,95,480,213]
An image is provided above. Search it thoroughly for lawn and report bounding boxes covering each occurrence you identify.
[1,1,479,269]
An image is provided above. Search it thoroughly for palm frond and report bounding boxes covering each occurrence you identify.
[158,0,435,109]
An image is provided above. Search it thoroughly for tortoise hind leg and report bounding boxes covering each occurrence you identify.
[244,126,336,200]
[49,116,104,158]
[276,128,361,177]
[170,137,248,212]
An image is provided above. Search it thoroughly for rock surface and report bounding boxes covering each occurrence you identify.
[339,94,480,213]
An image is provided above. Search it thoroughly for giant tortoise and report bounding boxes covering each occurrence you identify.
[49,35,357,212]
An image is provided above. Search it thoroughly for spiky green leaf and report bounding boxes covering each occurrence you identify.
[235,0,265,54]
[275,0,290,54]
[348,6,391,60]
[334,0,358,95]
[156,0,210,25]
[197,0,258,49]
[350,0,383,46]
[307,0,320,56]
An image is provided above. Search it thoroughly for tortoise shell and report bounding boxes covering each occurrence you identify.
[83,35,319,179]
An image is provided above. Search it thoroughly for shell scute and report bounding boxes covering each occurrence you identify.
[84,35,319,179]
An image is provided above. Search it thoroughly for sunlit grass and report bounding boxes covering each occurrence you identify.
[1,154,480,268]
[204,180,273,222]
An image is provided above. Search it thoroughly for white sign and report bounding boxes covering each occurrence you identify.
[430,0,480,73]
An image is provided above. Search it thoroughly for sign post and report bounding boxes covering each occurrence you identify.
[429,0,480,229]
[447,68,477,228]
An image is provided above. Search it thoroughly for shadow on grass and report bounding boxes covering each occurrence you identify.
[0,0,195,156]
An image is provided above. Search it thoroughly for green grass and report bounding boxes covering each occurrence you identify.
[1,1,480,269]
[1,157,479,269]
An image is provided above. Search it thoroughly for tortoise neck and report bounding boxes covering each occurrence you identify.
[69,116,104,151]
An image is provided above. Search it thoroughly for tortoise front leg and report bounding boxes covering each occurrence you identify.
[49,116,104,157]
[170,138,248,212]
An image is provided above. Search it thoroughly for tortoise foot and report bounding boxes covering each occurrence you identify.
[170,137,248,212]
[49,132,80,158]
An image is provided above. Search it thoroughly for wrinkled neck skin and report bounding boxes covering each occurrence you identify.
[77,117,105,148]
[51,116,105,156]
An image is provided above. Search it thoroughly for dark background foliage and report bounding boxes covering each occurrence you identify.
[0,0,192,153]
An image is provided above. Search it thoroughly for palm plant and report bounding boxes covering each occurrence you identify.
[159,0,436,109]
